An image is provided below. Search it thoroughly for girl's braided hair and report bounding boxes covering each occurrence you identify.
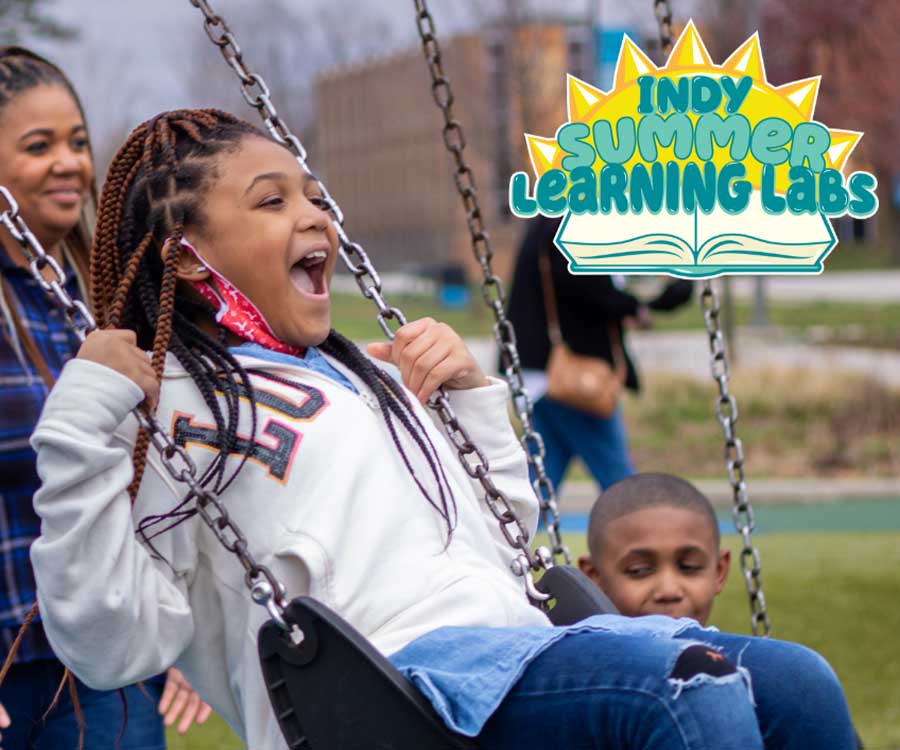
[93,108,456,538]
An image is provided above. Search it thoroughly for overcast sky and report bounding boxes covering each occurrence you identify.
[19,0,670,170]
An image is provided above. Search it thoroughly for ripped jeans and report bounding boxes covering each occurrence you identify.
[477,625,855,750]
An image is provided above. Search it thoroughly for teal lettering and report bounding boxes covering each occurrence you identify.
[720,76,753,113]
[818,169,848,215]
[785,166,818,214]
[691,76,721,114]
[637,113,693,161]
[760,164,786,213]
[637,75,656,114]
[535,169,568,215]
[847,172,879,218]
[790,123,830,174]
[508,172,537,217]
[629,162,664,213]
[695,113,750,161]
[665,161,681,212]
[599,164,628,213]
[750,117,792,165]
[558,122,596,171]
[592,118,637,164]
[682,162,717,214]
[568,166,598,214]
[657,76,690,114]
[717,162,751,214]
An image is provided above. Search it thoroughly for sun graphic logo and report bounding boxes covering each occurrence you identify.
[509,21,879,278]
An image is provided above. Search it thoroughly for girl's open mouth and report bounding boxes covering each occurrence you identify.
[289,250,328,298]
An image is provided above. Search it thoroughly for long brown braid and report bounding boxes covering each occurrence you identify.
[91,109,261,502]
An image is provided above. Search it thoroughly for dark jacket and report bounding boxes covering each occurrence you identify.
[505,217,693,392]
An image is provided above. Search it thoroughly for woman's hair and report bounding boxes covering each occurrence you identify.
[93,108,456,537]
[0,46,96,386]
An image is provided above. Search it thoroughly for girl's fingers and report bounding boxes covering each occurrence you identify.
[365,341,392,362]
[177,692,201,735]
[408,340,451,398]
[163,685,189,728]
[0,702,8,728]
[196,702,213,725]
[158,675,178,714]
[416,354,464,404]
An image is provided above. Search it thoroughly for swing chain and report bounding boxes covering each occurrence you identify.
[187,0,561,590]
[412,0,570,565]
[700,283,770,636]
[0,187,293,631]
[0,188,95,341]
[653,0,674,56]
[651,1,769,637]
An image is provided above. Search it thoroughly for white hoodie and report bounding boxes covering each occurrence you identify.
[30,351,550,748]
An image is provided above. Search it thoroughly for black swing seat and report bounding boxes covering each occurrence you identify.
[258,567,619,749]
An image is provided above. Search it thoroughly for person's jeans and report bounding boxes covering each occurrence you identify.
[478,627,855,750]
[531,397,635,491]
[0,660,165,750]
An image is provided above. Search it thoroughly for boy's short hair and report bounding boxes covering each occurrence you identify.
[587,473,719,558]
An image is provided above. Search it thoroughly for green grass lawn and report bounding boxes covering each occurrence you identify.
[166,531,900,749]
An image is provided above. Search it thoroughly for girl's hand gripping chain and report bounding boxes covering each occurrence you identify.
[77,330,160,407]
[367,317,489,404]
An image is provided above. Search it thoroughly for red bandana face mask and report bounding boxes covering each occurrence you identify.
[180,239,302,356]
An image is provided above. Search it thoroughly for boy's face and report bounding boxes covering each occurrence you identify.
[579,506,730,626]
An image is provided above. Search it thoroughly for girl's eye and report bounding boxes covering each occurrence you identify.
[625,566,652,578]
[308,196,329,209]
[25,141,49,155]
[71,137,89,151]
[679,563,704,574]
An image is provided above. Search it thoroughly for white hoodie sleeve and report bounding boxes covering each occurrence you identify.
[30,358,196,690]
[431,377,541,563]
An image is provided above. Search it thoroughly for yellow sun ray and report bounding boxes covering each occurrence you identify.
[666,20,714,70]
[775,76,821,119]
[721,33,767,82]
[567,74,608,123]
[525,134,561,177]
[612,34,658,89]
[825,129,862,171]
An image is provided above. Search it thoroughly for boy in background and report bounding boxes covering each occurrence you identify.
[578,472,729,625]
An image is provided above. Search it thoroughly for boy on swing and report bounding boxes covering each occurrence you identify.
[580,473,855,747]
[27,110,856,749]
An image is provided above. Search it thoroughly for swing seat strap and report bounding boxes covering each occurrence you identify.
[258,597,476,750]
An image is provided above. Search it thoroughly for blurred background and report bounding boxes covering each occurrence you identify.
[3,0,898,747]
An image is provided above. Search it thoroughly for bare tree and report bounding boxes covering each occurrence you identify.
[0,0,75,44]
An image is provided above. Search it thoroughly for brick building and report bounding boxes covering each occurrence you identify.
[314,23,597,281]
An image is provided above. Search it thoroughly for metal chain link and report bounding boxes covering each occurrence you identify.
[700,285,770,635]
[186,0,559,587]
[651,0,769,637]
[0,186,293,631]
[412,0,570,565]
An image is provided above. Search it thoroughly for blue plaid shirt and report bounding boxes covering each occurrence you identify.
[0,243,84,663]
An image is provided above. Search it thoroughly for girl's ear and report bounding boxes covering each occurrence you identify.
[173,239,211,282]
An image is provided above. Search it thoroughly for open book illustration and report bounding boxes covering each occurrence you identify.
[555,191,837,278]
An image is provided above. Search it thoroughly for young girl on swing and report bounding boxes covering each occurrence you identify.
[29,109,856,750]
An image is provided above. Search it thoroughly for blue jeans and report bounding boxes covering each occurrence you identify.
[477,627,855,750]
[532,397,635,491]
[0,660,165,750]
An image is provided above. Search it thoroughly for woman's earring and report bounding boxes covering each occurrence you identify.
[195,265,207,273]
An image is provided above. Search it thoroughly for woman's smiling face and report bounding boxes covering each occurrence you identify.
[184,135,339,349]
[0,84,93,251]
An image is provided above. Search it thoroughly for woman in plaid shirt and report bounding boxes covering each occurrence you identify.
[0,47,208,749]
